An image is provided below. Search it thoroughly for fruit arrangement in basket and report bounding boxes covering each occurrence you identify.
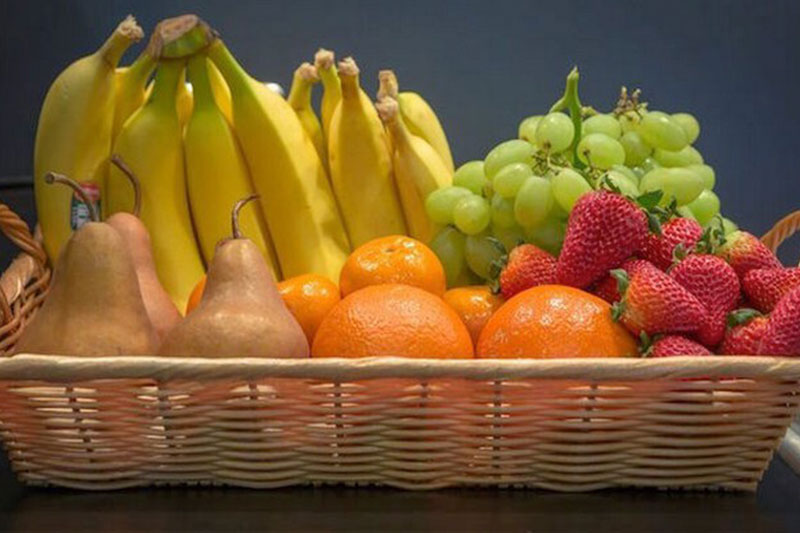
[7,13,800,360]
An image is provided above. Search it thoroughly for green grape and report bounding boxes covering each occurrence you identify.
[639,167,705,206]
[493,162,534,198]
[638,111,688,151]
[619,131,652,167]
[549,200,570,221]
[490,193,517,228]
[577,133,626,169]
[671,112,700,144]
[688,164,715,190]
[582,114,622,139]
[653,146,703,167]
[632,166,646,180]
[686,189,720,226]
[514,176,553,228]
[453,161,489,195]
[618,110,641,133]
[676,206,698,221]
[535,112,574,152]
[602,170,639,197]
[640,157,660,174]
[720,216,738,235]
[453,195,491,235]
[552,168,592,212]
[493,224,526,253]
[429,226,468,288]
[611,164,640,185]
[524,216,566,256]
[518,115,542,144]
[484,140,536,179]
[465,233,506,280]
[425,186,473,225]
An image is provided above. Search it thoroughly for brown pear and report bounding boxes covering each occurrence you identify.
[14,173,159,356]
[106,155,182,341]
[158,195,308,357]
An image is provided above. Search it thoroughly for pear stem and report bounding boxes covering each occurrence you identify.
[110,154,142,217]
[44,172,99,222]
[231,194,260,239]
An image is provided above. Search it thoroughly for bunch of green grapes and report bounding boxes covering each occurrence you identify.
[426,70,738,287]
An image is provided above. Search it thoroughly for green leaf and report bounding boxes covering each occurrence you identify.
[646,212,662,236]
[611,301,625,322]
[610,268,630,296]
[726,308,763,328]
[637,190,663,210]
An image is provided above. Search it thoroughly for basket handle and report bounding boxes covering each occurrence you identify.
[0,203,48,323]
[761,210,800,264]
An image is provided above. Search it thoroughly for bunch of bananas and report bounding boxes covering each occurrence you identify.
[33,14,454,312]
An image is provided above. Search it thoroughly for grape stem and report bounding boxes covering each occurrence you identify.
[549,67,584,168]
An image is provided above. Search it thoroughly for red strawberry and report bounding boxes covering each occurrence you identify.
[720,309,767,355]
[497,244,557,300]
[646,335,713,357]
[669,254,740,347]
[592,273,622,304]
[717,231,781,279]
[611,259,707,337]
[742,267,800,313]
[557,191,650,288]
[640,217,703,271]
[758,286,800,356]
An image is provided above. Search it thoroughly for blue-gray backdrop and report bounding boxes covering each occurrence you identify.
[1,0,799,263]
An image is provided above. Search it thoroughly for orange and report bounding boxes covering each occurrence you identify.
[443,286,504,345]
[339,235,446,297]
[476,285,637,358]
[185,274,207,315]
[277,274,341,345]
[312,284,473,358]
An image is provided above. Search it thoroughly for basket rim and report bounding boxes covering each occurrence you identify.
[2,354,800,382]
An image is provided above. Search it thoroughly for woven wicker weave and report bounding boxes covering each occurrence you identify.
[0,205,798,492]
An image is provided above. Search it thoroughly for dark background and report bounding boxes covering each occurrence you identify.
[1,0,800,266]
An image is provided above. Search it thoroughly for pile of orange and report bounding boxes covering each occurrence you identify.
[187,234,637,359]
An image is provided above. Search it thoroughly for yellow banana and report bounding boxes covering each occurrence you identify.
[287,62,327,171]
[207,58,233,123]
[378,70,454,173]
[184,54,280,278]
[112,48,156,143]
[34,16,143,263]
[328,57,407,247]
[207,39,350,280]
[176,69,193,126]
[106,59,205,312]
[314,48,341,139]
[376,97,451,243]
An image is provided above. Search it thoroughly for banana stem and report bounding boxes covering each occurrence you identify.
[287,63,318,110]
[44,172,99,222]
[337,57,360,99]
[549,67,583,167]
[377,70,398,100]
[99,15,144,67]
[231,194,260,239]
[110,154,142,217]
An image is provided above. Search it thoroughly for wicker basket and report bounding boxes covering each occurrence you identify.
[0,202,799,492]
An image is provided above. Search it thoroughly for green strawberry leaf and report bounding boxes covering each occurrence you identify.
[611,301,626,322]
[610,268,630,296]
[726,308,763,328]
[636,190,663,210]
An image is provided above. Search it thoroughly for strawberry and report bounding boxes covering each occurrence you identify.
[742,267,800,313]
[611,259,707,337]
[758,285,800,356]
[720,309,767,355]
[497,244,557,300]
[717,231,781,279]
[556,190,651,288]
[640,217,703,271]
[592,273,622,304]
[669,254,740,347]
[645,335,713,357]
